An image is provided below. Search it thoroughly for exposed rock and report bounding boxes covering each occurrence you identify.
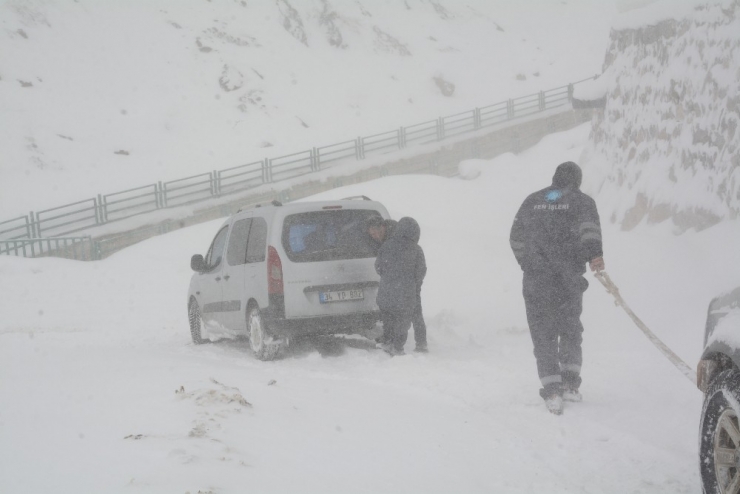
[238,89,265,113]
[433,76,455,97]
[430,0,453,19]
[372,26,411,56]
[195,38,213,53]
[320,0,344,48]
[583,0,740,232]
[204,27,257,47]
[219,64,244,92]
[8,3,51,28]
[277,0,308,46]
[296,116,309,128]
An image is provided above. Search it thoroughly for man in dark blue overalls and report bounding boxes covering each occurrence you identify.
[509,162,604,415]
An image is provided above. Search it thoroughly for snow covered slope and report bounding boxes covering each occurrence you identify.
[0,0,615,218]
[581,0,740,231]
[2,123,739,493]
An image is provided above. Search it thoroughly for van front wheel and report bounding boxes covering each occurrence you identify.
[188,300,206,345]
[247,306,280,361]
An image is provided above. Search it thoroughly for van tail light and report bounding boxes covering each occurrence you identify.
[267,246,284,295]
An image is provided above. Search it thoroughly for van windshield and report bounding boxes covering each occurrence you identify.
[282,209,381,262]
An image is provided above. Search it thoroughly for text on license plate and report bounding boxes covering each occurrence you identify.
[319,289,364,303]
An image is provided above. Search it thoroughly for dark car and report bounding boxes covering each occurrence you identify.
[698,286,740,494]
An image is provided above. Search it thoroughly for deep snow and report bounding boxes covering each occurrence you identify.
[2,124,738,493]
[3,1,739,492]
[0,0,615,219]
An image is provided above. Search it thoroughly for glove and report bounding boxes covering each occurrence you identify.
[589,257,605,272]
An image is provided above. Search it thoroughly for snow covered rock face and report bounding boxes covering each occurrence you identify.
[583,0,740,232]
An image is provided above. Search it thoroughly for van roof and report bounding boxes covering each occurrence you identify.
[239,198,385,214]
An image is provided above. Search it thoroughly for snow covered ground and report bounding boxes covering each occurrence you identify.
[0,0,615,219]
[2,124,738,493]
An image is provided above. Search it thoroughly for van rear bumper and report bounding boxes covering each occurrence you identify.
[262,308,380,338]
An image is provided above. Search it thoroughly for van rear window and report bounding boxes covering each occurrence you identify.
[282,210,381,262]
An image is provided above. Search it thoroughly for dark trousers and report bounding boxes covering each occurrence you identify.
[381,310,413,352]
[379,293,426,349]
[412,292,427,346]
[523,270,586,394]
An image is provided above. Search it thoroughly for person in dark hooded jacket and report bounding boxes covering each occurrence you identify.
[375,217,427,356]
[509,161,604,415]
[365,216,398,256]
[366,216,428,351]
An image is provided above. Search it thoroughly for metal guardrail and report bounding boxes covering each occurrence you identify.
[0,236,99,261]
[0,76,597,247]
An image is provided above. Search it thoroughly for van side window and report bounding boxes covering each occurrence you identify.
[205,226,229,269]
[227,219,252,266]
[246,217,267,263]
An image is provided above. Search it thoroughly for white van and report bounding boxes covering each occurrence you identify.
[187,198,390,359]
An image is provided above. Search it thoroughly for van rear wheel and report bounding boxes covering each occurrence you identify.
[247,306,280,361]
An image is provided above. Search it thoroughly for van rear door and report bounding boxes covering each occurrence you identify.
[279,208,383,319]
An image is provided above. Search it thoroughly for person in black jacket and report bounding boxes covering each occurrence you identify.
[366,216,428,352]
[375,217,427,356]
[509,161,604,415]
[366,216,397,256]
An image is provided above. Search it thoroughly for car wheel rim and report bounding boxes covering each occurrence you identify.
[249,310,263,352]
[715,407,740,493]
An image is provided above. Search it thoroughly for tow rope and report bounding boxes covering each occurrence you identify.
[594,271,697,384]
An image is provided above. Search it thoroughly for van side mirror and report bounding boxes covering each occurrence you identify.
[191,254,205,272]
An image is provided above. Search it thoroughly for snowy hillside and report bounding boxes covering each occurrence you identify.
[4,124,739,492]
[580,0,740,231]
[0,0,615,218]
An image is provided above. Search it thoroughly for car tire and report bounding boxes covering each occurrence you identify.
[700,368,740,494]
[247,305,280,361]
[188,300,207,345]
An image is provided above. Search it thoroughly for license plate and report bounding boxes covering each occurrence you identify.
[319,289,364,303]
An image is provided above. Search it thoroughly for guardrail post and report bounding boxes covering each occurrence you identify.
[436,117,444,141]
[212,170,220,196]
[27,211,35,238]
[99,194,105,224]
[398,127,405,149]
[507,99,514,120]
[355,137,365,160]
[262,158,270,183]
[87,237,101,261]
[160,181,169,208]
[568,83,574,102]
[33,211,42,238]
[539,91,546,111]
[311,147,319,171]
[474,108,481,130]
